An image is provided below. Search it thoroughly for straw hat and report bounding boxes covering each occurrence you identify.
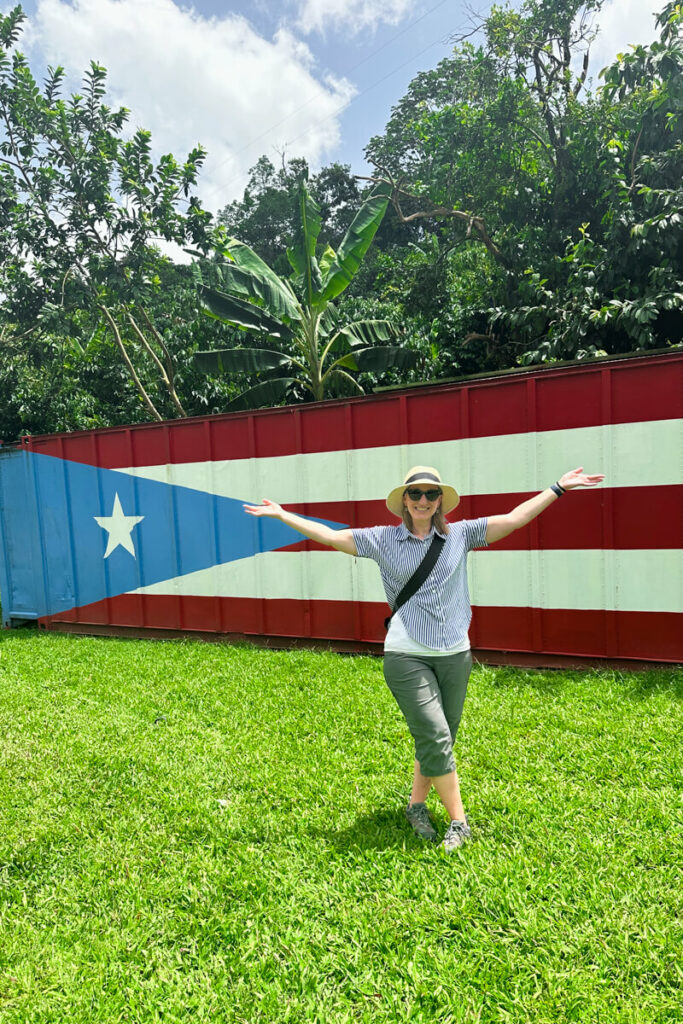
[386,466,460,518]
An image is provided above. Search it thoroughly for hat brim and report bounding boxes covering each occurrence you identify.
[386,482,460,518]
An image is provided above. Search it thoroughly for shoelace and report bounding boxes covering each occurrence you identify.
[444,820,469,839]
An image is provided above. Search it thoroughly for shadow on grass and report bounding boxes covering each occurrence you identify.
[0,622,40,642]
[478,665,683,699]
[625,668,683,699]
[3,625,680,699]
[310,807,437,853]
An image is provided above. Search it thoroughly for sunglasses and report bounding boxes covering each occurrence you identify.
[405,488,442,501]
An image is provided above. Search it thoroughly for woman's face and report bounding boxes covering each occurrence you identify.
[403,487,442,527]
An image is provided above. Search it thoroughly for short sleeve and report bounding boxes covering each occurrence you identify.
[462,517,488,551]
[351,525,391,562]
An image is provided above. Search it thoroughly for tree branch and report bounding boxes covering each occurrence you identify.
[512,121,557,168]
[464,331,495,343]
[573,49,590,98]
[137,305,175,380]
[531,49,560,153]
[98,304,163,421]
[630,123,645,189]
[358,171,509,266]
[127,310,187,417]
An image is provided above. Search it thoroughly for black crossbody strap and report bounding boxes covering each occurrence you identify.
[384,534,445,630]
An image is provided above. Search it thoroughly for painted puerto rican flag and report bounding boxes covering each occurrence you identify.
[0,353,680,662]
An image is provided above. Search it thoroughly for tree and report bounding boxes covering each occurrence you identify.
[490,1,683,360]
[0,270,242,441]
[362,0,681,368]
[217,156,363,279]
[0,5,212,423]
[360,0,618,368]
[194,178,419,408]
[366,0,608,260]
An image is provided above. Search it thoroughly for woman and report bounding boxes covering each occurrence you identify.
[244,464,604,851]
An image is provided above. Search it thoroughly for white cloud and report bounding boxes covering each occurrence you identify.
[590,0,660,75]
[296,0,416,36]
[26,0,356,211]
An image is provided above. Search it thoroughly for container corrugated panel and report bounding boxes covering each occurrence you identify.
[0,351,681,663]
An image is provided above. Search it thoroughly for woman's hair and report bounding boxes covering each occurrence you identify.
[401,504,450,535]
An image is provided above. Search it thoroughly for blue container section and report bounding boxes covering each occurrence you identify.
[0,447,343,630]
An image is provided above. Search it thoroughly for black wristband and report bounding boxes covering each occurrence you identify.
[550,482,565,497]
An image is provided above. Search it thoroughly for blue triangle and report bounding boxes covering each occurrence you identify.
[0,451,347,620]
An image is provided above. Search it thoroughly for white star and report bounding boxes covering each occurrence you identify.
[94,493,145,559]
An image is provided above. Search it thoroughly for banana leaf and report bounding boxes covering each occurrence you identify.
[199,286,291,339]
[333,320,401,349]
[319,243,337,279]
[330,345,420,373]
[286,181,323,308]
[194,348,292,375]
[317,303,339,339]
[318,185,391,305]
[224,377,299,411]
[325,368,365,397]
[220,239,301,323]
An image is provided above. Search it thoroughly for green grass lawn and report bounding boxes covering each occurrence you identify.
[0,630,681,1023]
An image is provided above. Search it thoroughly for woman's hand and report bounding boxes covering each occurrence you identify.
[242,498,357,554]
[243,498,283,518]
[558,467,605,491]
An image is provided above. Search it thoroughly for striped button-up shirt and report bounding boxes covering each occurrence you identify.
[352,518,488,649]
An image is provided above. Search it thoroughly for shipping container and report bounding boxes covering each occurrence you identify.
[0,350,681,667]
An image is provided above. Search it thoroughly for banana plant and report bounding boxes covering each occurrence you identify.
[194,180,418,409]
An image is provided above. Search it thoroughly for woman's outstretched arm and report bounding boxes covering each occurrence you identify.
[243,499,358,555]
[485,467,605,545]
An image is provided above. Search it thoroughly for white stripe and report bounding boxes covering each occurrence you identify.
[131,548,683,614]
[115,419,682,501]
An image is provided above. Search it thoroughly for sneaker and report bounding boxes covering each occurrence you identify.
[405,802,438,842]
[442,819,472,851]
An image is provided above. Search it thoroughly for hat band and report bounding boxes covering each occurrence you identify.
[404,472,440,486]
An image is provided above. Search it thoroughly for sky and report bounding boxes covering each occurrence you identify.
[4,0,663,213]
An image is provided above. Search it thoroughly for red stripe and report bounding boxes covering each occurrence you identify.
[40,595,682,662]
[277,485,682,551]
[21,353,681,467]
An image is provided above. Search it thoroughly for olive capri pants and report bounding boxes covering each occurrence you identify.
[382,650,473,777]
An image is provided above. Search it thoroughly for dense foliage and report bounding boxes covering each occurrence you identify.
[489,0,683,361]
[0,0,680,438]
[218,157,365,279]
[0,4,230,438]
[195,177,418,409]
[363,0,682,371]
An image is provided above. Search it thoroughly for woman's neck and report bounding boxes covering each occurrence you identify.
[409,518,432,539]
